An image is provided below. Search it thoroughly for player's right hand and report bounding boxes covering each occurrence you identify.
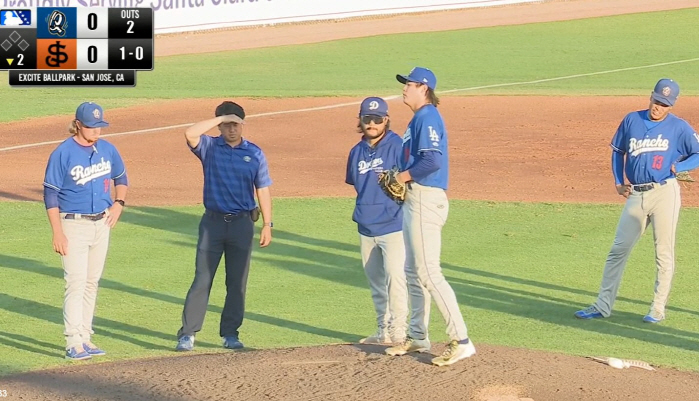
[616,184,632,198]
[53,232,69,256]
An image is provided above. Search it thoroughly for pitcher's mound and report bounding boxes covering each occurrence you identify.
[4,343,699,400]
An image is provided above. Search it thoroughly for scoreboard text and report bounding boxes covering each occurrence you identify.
[0,7,154,87]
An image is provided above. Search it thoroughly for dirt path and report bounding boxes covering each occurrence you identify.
[2,96,698,206]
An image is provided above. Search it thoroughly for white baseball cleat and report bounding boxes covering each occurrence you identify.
[431,340,476,366]
[359,329,391,345]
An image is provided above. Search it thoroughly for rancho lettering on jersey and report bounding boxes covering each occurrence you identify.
[71,157,112,185]
[629,134,669,157]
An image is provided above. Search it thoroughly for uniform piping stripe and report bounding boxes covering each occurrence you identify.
[610,144,623,153]
[43,182,60,191]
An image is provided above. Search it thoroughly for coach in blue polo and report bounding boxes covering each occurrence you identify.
[176,101,273,352]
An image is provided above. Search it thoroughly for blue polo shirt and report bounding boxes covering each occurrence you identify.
[43,137,127,214]
[346,131,403,237]
[190,135,272,214]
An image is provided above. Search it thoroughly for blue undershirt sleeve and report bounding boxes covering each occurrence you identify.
[408,150,441,182]
[114,172,128,187]
[44,186,59,209]
[676,153,699,173]
[612,150,625,185]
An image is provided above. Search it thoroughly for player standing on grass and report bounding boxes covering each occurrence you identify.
[43,102,128,361]
[575,78,699,323]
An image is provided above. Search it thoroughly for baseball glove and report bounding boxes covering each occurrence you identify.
[377,166,406,204]
[676,171,696,182]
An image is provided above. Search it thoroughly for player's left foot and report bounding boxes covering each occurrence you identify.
[643,311,665,323]
[574,305,605,319]
[82,342,106,356]
[431,340,476,367]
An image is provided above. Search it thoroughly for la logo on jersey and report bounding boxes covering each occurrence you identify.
[629,134,669,157]
[358,158,384,174]
[428,126,439,147]
[71,158,112,185]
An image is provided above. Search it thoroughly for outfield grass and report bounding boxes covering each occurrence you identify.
[0,8,698,121]
[1,199,698,376]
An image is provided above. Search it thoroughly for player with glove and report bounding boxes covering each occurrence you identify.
[346,97,430,345]
[383,67,476,367]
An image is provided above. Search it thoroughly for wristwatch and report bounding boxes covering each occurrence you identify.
[114,199,125,207]
[264,222,273,228]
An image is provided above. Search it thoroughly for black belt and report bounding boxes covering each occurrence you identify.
[205,209,250,222]
[63,212,106,221]
[632,181,667,192]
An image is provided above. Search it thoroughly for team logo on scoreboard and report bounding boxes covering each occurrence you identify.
[47,10,67,37]
[0,10,31,26]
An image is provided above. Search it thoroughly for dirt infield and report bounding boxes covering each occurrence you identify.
[3,96,699,206]
[4,344,699,401]
[2,0,699,400]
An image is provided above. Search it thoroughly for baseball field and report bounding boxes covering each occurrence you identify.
[1,0,699,400]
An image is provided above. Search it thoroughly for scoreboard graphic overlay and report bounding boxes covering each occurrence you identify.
[0,7,153,87]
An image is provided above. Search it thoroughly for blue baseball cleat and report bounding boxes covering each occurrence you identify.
[65,346,92,361]
[83,342,106,356]
[222,336,244,350]
[574,306,605,319]
[643,313,664,323]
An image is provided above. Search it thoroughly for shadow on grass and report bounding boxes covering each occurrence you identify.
[0,189,42,202]
[0,254,357,360]
[7,205,698,366]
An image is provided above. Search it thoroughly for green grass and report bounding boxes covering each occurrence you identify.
[1,8,698,121]
[1,199,698,376]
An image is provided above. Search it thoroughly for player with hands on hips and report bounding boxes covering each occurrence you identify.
[575,78,699,323]
[176,101,273,352]
[346,97,431,345]
[384,67,477,366]
[43,102,128,360]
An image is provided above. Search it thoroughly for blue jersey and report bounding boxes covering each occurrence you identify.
[43,137,126,214]
[346,131,403,237]
[611,110,699,185]
[191,135,272,214]
[400,104,449,189]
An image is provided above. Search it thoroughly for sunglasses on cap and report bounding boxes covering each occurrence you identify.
[361,115,385,125]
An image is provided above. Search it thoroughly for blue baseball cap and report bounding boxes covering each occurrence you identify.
[359,97,388,117]
[651,78,680,106]
[396,67,437,90]
[75,102,109,128]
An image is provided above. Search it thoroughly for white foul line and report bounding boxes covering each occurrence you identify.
[1,57,698,153]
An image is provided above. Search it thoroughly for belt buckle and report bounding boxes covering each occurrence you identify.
[223,213,235,223]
